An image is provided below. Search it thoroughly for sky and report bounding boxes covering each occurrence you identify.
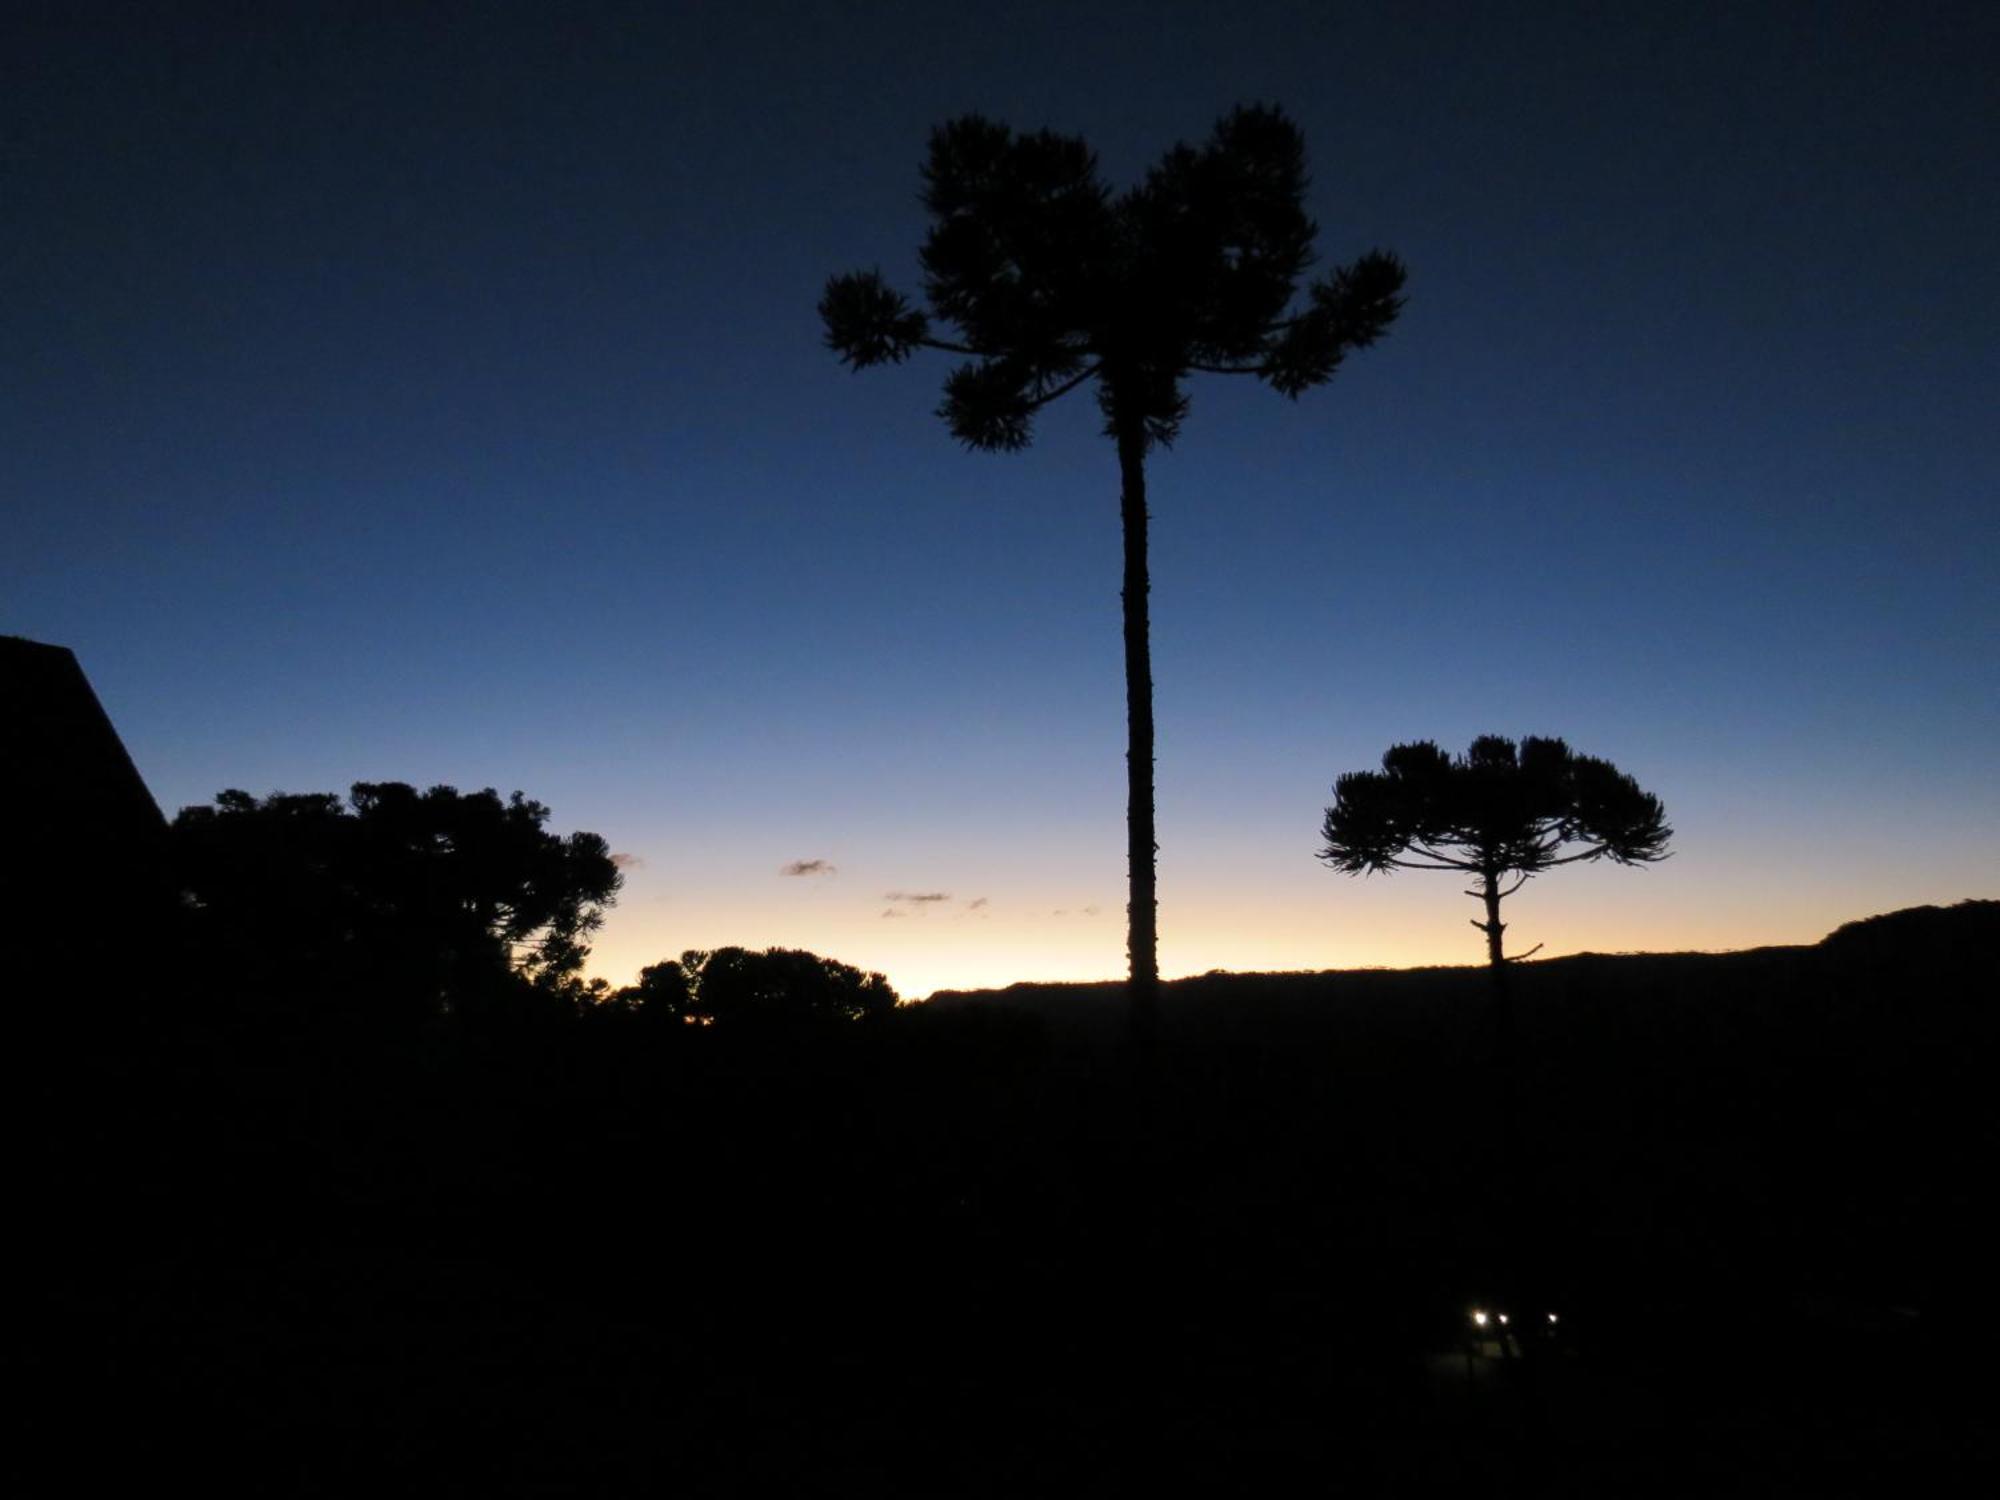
[7,1,1995,999]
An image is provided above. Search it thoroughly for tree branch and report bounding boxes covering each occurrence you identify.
[1024,362,1101,409]
[1542,845,1609,867]
[1188,361,1267,376]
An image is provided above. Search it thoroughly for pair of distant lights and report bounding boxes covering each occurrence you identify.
[1470,1309,1557,1327]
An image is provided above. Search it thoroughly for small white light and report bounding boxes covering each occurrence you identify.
[1547,1313,1559,1325]
[1497,1314,1510,1326]
[1471,1310,1489,1327]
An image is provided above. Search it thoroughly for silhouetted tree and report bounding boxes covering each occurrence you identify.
[1322,737,1668,1343]
[173,782,621,1030]
[600,955,698,1024]
[825,106,1405,1043]
[1319,736,1670,965]
[683,946,897,1027]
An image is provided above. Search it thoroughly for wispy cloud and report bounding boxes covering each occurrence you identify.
[610,852,646,870]
[884,891,950,904]
[780,858,837,877]
[966,897,989,911]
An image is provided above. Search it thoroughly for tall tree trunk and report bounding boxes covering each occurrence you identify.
[1481,868,1528,1371]
[1117,422,1159,1052]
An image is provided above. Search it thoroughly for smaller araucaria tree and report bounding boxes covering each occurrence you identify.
[1319,736,1670,966]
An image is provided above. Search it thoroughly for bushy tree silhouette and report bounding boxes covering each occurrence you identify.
[825,106,1404,1042]
[173,782,621,1030]
[690,946,897,1027]
[602,947,896,1027]
[600,956,698,1024]
[1319,736,1670,966]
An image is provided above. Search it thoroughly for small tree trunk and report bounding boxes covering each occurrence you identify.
[1117,422,1159,1052]
[1479,872,1506,968]
[1482,870,1516,1103]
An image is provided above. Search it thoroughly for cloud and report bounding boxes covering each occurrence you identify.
[1082,905,1100,917]
[966,897,989,911]
[780,858,837,877]
[884,891,950,905]
[881,908,904,919]
[610,852,646,870]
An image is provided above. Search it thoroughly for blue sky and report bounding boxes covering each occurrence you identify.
[7,1,1994,996]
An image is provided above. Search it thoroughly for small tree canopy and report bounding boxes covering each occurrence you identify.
[693,946,898,1026]
[602,947,898,1028]
[1320,736,1670,965]
[1321,736,1670,879]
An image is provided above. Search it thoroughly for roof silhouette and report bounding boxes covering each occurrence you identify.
[2,635,164,837]
[3,636,170,1028]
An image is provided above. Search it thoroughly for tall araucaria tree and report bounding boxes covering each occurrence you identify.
[823,106,1405,1042]
[1318,736,1671,967]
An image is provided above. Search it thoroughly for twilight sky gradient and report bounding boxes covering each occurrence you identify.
[8,1,1995,998]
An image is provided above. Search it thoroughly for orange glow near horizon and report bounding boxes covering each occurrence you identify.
[581,866,1974,1002]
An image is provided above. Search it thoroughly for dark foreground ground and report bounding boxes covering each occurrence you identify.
[17,903,1996,1494]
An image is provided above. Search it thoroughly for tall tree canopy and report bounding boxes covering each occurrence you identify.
[172,782,621,1029]
[1319,736,1670,965]
[824,106,1405,1038]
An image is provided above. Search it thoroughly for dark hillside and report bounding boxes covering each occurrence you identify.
[913,901,1998,1485]
[928,900,1997,1300]
[19,901,1994,1493]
